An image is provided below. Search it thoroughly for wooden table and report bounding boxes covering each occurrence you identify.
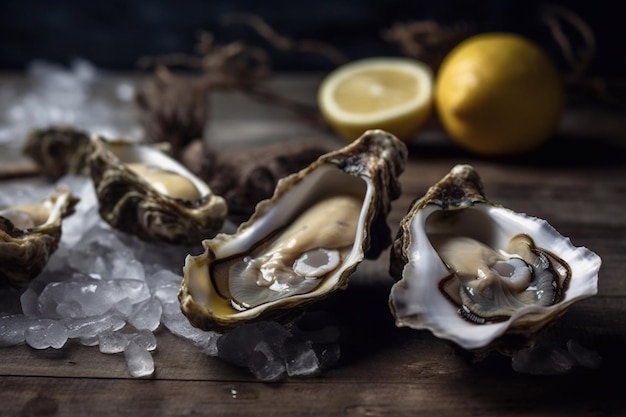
[1,73,626,416]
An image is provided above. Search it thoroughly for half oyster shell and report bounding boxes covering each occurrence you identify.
[88,136,227,244]
[389,164,601,354]
[180,129,407,332]
[0,186,78,287]
[180,138,335,223]
[22,125,92,181]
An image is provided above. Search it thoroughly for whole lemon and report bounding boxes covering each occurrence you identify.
[435,32,565,156]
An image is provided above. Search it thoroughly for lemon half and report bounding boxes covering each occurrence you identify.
[435,32,564,156]
[318,57,434,142]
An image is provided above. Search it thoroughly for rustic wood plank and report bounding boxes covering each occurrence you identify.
[2,294,624,383]
[1,368,624,417]
[1,72,626,416]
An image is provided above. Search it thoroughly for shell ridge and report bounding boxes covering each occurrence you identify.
[388,163,601,353]
[180,130,408,331]
[88,135,227,244]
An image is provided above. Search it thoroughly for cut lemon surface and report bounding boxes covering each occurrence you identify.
[318,57,434,142]
[435,32,565,156]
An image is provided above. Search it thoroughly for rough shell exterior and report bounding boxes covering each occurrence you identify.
[180,138,335,223]
[0,186,78,287]
[179,129,408,332]
[88,136,227,244]
[389,164,601,355]
[22,125,92,181]
[135,72,211,155]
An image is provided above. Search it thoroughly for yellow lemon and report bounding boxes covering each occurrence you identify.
[435,32,565,156]
[317,57,433,142]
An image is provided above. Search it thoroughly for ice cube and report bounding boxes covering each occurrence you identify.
[283,339,321,377]
[566,339,603,369]
[25,319,68,349]
[0,314,31,347]
[124,340,154,378]
[131,329,157,352]
[64,312,125,340]
[512,345,576,375]
[248,340,287,382]
[98,329,131,354]
[129,298,162,331]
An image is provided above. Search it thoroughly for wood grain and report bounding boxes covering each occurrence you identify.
[1,73,625,416]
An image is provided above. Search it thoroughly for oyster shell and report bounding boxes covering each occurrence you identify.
[134,71,210,155]
[180,129,407,332]
[180,138,335,223]
[0,186,78,287]
[22,125,92,181]
[389,164,601,354]
[88,135,227,244]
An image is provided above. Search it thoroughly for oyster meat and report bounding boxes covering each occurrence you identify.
[0,186,78,287]
[389,164,601,353]
[88,136,227,244]
[180,129,407,332]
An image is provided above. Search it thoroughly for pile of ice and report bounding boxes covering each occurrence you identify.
[0,175,214,377]
[0,175,340,380]
[0,58,140,150]
[0,59,340,380]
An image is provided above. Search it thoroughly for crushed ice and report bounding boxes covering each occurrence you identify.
[0,58,142,149]
[0,169,339,381]
[0,60,340,381]
[0,175,217,377]
[0,175,340,380]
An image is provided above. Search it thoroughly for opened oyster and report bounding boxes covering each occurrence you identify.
[180,129,407,331]
[0,186,78,287]
[389,164,601,354]
[88,136,227,244]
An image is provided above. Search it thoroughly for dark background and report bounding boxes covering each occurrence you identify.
[0,0,622,75]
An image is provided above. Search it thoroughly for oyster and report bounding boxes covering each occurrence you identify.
[22,125,92,181]
[88,135,227,244]
[180,129,407,332]
[389,164,601,354]
[0,186,78,287]
[180,138,335,223]
[134,71,211,155]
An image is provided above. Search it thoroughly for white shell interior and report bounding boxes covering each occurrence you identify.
[0,189,72,231]
[212,163,373,312]
[39,190,73,229]
[107,141,212,196]
[390,202,601,350]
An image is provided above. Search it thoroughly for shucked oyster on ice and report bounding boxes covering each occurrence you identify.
[0,186,78,287]
[88,135,227,244]
[180,129,407,332]
[389,164,601,354]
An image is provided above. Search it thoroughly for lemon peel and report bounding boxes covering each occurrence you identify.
[318,57,433,142]
[435,32,565,156]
